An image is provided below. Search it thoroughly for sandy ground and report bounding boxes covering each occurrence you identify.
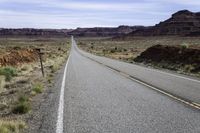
[0,37,70,132]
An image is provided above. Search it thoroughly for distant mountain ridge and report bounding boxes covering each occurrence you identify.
[127,10,200,36]
[0,26,144,37]
[68,26,144,37]
[0,28,72,37]
[1,10,199,37]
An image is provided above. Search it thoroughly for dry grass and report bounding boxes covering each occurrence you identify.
[77,36,200,77]
[78,36,200,60]
[0,37,70,132]
[0,76,5,92]
[0,120,26,133]
[12,95,31,114]
[32,83,44,94]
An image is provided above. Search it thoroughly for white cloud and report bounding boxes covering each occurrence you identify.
[46,2,160,12]
[147,0,200,6]
[0,0,161,12]
[0,9,160,28]
[1,0,198,28]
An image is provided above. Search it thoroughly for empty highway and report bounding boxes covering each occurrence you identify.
[34,37,200,133]
[53,37,200,133]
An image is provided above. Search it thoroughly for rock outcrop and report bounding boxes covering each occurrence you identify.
[134,44,200,72]
[128,10,200,36]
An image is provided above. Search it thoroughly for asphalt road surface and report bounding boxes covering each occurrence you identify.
[51,37,200,133]
[77,41,200,106]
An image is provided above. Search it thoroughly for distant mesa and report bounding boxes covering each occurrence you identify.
[0,10,199,37]
[0,26,143,37]
[0,28,71,37]
[67,25,144,37]
[127,10,200,37]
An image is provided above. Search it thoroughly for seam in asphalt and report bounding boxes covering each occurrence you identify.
[77,49,200,110]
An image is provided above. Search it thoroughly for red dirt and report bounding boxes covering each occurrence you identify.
[0,49,39,66]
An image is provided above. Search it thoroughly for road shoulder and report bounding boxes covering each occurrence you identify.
[24,64,66,133]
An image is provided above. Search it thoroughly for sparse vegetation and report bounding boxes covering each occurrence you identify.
[0,37,70,131]
[32,83,44,94]
[12,95,31,114]
[0,120,26,133]
[50,64,59,73]
[0,67,17,81]
[47,74,53,84]
[181,42,189,49]
[49,56,67,73]
[0,76,5,92]
[20,65,31,72]
[78,36,200,77]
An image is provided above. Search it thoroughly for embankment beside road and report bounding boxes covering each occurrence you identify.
[134,45,200,77]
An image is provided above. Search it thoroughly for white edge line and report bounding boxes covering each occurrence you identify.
[56,52,71,133]
[110,57,200,83]
[148,67,200,83]
[75,38,200,109]
[76,46,200,110]
[100,62,200,110]
[78,45,200,83]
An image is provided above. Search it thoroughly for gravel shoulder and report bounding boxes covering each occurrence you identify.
[24,63,66,133]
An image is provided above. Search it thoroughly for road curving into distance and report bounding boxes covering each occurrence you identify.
[55,37,200,133]
[76,38,200,109]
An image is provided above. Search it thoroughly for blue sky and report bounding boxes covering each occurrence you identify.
[0,0,199,29]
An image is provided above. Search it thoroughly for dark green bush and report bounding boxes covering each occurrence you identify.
[110,49,115,53]
[12,102,31,114]
[12,96,30,114]
[0,67,17,81]
[18,95,29,103]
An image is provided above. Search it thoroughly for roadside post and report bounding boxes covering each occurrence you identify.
[35,48,45,77]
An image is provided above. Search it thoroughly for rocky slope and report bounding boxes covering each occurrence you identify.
[128,10,200,36]
[0,49,38,66]
[134,45,200,74]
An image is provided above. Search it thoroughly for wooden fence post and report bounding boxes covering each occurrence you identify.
[35,48,45,77]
